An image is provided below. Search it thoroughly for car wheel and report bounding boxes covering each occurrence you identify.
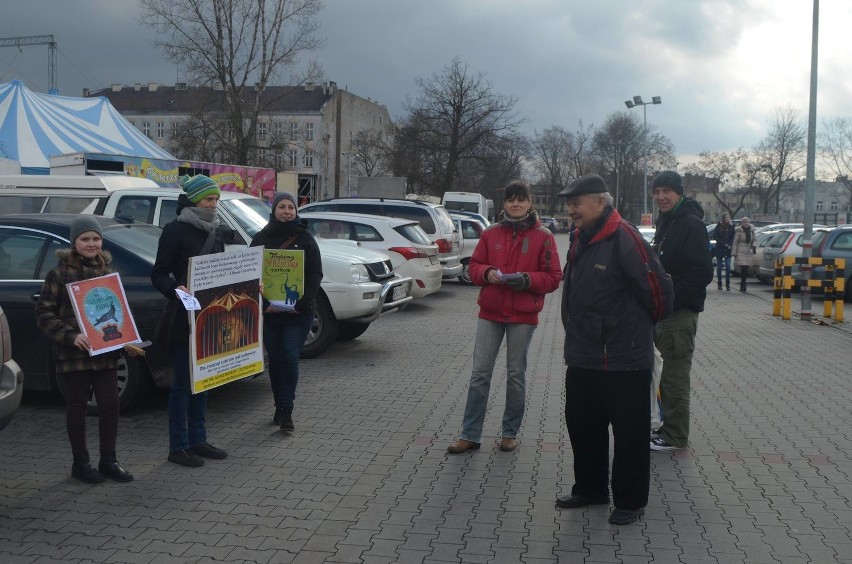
[336,322,370,341]
[301,292,339,359]
[458,259,473,286]
[54,351,152,415]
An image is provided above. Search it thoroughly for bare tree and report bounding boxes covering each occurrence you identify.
[530,127,575,214]
[139,0,325,165]
[695,148,751,216]
[351,128,392,177]
[401,57,523,196]
[819,117,852,210]
[753,106,806,214]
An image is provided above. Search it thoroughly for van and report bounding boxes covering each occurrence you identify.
[0,174,161,215]
[299,197,463,278]
[442,191,494,222]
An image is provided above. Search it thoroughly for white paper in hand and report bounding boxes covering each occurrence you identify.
[175,288,201,311]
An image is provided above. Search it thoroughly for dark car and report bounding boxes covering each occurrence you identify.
[0,214,171,412]
[813,225,852,301]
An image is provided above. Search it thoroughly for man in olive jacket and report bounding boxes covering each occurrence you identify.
[649,171,713,452]
[557,174,673,526]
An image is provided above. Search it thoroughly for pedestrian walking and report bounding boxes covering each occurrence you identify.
[556,174,673,525]
[447,180,562,454]
[250,192,323,432]
[151,175,229,467]
[712,212,735,290]
[35,216,135,483]
[732,217,758,292]
[649,171,713,452]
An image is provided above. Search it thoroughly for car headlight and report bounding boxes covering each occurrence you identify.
[350,264,370,283]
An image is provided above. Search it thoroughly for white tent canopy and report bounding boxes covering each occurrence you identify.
[0,80,175,172]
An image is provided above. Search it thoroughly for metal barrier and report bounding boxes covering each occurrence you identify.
[772,257,845,322]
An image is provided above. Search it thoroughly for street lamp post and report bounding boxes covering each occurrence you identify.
[625,95,662,220]
[341,151,353,196]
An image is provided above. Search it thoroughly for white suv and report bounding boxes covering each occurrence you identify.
[299,198,463,279]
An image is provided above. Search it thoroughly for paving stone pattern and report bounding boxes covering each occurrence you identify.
[1,232,851,563]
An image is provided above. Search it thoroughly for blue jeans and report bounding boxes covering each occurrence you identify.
[264,314,313,410]
[168,344,208,452]
[716,255,731,288]
[459,319,536,443]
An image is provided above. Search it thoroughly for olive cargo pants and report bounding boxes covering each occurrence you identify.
[653,308,699,448]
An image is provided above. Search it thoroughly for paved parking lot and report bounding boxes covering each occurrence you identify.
[2,232,851,563]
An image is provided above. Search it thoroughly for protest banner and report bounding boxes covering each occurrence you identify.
[187,246,264,393]
[66,272,142,355]
[262,249,304,312]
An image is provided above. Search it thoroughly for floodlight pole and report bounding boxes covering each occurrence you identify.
[625,95,662,221]
[800,0,819,320]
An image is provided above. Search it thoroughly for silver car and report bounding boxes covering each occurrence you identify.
[0,305,24,431]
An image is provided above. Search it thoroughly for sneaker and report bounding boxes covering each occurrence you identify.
[168,449,204,467]
[650,427,662,439]
[650,437,683,451]
[191,443,228,460]
[609,507,645,525]
[446,439,480,454]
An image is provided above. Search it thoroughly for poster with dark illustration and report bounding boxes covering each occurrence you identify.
[262,249,304,312]
[66,272,142,355]
[187,246,264,394]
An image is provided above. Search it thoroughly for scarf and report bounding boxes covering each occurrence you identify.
[178,206,220,232]
[498,210,537,233]
[743,225,753,244]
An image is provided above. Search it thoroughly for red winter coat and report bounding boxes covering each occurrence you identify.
[469,214,563,325]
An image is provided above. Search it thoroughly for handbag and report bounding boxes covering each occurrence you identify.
[152,298,181,346]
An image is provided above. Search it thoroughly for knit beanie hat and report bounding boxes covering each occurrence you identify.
[70,216,102,243]
[652,170,684,195]
[180,174,221,204]
[272,192,298,210]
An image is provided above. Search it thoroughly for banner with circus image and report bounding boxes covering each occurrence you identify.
[187,246,264,394]
[66,272,142,356]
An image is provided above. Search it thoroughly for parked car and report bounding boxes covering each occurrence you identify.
[0,185,414,359]
[451,210,491,227]
[755,222,826,236]
[752,232,778,282]
[299,198,463,280]
[0,304,24,431]
[300,211,442,299]
[450,213,487,285]
[639,226,655,243]
[813,225,852,301]
[759,227,830,282]
[540,216,560,233]
[0,214,171,412]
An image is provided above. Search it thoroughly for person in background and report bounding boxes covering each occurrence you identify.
[712,213,735,290]
[732,217,758,292]
[36,216,135,483]
[556,174,673,525]
[250,192,323,432]
[447,180,562,454]
[649,171,714,452]
[152,175,229,468]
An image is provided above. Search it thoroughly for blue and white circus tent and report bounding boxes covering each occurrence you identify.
[0,79,175,173]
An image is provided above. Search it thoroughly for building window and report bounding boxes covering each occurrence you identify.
[258,122,267,141]
[274,151,284,169]
[157,122,165,138]
[141,121,150,137]
[276,122,286,138]
[304,150,313,168]
[257,148,268,164]
[816,201,823,211]
[289,149,298,167]
[305,122,314,141]
[289,122,298,141]
[171,122,179,138]
[830,201,838,211]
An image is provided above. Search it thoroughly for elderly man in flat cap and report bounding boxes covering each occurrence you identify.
[649,171,713,453]
[556,174,673,525]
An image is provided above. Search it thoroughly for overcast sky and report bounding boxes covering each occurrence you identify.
[2,0,850,164]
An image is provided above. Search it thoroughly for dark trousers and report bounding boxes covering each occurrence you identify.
[740,265,750,289]
[263,314,313,410]
[169,344,208,452]
[62,369,119,459]
[565,366,651,510]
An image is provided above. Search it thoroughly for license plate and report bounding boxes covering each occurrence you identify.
[392,285,407,301]
[430,255,439,265]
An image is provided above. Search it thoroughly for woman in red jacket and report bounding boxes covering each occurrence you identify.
[447,181,563,454]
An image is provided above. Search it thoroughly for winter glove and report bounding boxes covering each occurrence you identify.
[294,298,313,315]
[502,272,530,291]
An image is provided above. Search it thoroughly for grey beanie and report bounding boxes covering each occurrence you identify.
[652,170,684,195]
[70,216,102,243]
[272,192,298,210]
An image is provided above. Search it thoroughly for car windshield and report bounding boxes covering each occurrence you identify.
[102,223,163,263]
[394,223,433,245]
[219,198,269,238]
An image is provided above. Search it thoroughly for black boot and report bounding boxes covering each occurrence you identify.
[71,454,105,484]
[279,408,294,432]
[273,408,285,425]
[99,455,134,482]
[717,283,722,290]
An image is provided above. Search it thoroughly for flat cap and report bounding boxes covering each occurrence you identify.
[560,174,609,197]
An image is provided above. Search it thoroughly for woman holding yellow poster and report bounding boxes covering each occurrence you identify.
[251,192,323,432]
